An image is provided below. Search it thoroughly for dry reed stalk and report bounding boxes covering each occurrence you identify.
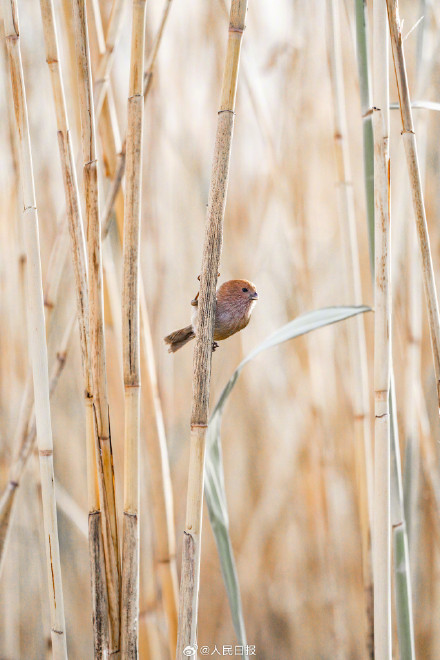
[390,376,415,659]
[139,277,178,657]
[139,443,164,660]
[0,315,73,576]
[37,3,109,652]
[386,0,440,408]
[93,0,126,119]
[101,0,174,237]
[71,0,121,654]
[325,1,373,654]
[404,220,422,550]
[0,227,81,575]
[354,0,374,270]
[59,0,81,136]
[403,4,429,583]
[121,0,147,655]
[86,0,179,650]
[1,0,67,655]
[372,1,391,655]
[5,216,72,535]
[417,380,440,521]
[44,220,71,313]
[176,0,249,655]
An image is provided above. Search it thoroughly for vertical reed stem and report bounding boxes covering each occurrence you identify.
[38,1,109,653]
[390,375,415,659]
[121,0,147,655]
[101,0,175,238]
[93,0,126,120]
[71,0,121,654]
[354,0,374,270]
[176,1,249,656]
[326,1,373,654]
[373,2,391,656]
[1,0,67,655]
[140,280,178,658]
[386,0,440,407]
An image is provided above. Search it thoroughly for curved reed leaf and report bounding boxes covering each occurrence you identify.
[205,305,371,650]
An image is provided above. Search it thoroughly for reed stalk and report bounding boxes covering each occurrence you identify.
[93,0,126,120]
[87,0,179,650]
[390,374,415,659]
[176,1,249,655]
[71,0,121,654]
[354,0,374,270]
[386,0,440,408]
[0,315,73,574]
[140,277,178,657]
[2,216,72,556]
[2,0,177,647]
[101,0,174,238]
[403,0,428,595]
[372,1,391,656]
[325,1,373,654]
[1,0,67,654]
[38,1,109,652]
[121,0,147,655]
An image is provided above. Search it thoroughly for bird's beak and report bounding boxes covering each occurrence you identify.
[250,291,259,300]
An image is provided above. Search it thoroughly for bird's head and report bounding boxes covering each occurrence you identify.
[216,279,259,312]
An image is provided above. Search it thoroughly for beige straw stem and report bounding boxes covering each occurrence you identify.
[71,0,121,654]
[87,0,179,650]
[176,1,248,655]
[121,0,147,655]
[38,1,110,652]
[0,316,72,580]
[373,2,391,656]
[326,0,373,653]
[93,0,126,120]
[1,0,67,654]
[386,0,440,405]
[101,0,175,238]
[140,278,178,657]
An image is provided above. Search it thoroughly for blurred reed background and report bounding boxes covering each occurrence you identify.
[0,0,440,657]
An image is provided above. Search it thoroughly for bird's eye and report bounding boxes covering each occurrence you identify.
[242,287,248,293]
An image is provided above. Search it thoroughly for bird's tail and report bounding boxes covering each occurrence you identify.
[164,325,195,353]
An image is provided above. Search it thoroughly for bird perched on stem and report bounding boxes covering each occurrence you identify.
[164,279,258,353]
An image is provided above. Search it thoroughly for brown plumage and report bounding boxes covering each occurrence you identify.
[164,279,258,353]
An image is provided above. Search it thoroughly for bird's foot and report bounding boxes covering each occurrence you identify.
[212,341,219,352]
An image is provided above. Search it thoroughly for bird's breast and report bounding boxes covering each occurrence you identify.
[191,298,254,341]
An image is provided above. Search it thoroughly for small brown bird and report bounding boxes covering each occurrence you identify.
[164,278,258,353]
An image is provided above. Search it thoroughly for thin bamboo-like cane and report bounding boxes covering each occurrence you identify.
[1,0,67,655]
[71,0,121,654]
[0,225,82,578]
[354,0,374,271]
[38,0,108,653]
[4,215,71,547]
[386,0,440,408]
[101,0,174,238]
[390,374,415,659]
[87,1,179,651]
[372,2,391,656]
[325,1,373,655]
[401,0,428,637]
[121,0,147,655]
[0,315,73,576]
[0,0,176,650]
[140,279,178,658]
[93,0,126,120]
[176,1,249,655]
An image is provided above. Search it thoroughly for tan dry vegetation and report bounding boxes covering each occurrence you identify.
[0,0,440,658]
